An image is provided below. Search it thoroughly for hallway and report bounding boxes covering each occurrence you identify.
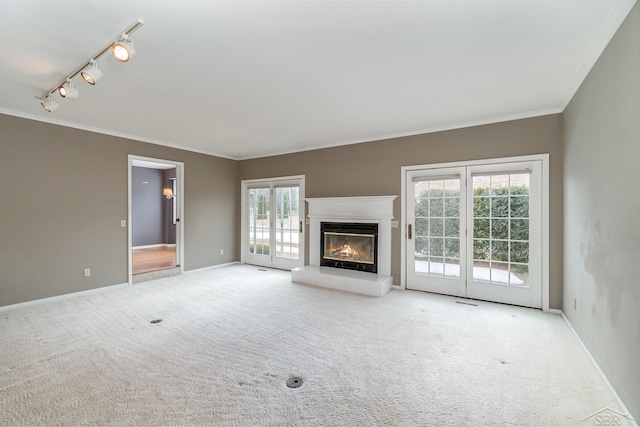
[132,246,177,275]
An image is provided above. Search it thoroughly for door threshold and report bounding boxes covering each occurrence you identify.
[133,267,181,284]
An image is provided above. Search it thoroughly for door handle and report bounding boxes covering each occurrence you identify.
[299,221,303,233]
[408,224,412,239]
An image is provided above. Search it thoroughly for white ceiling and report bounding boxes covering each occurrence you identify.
[0,1,636,160]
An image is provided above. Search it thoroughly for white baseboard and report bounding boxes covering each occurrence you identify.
[0,262,237,311]
[560,311,637,426]
[0,282,130,313]
[185,261,239,274]
[132,243,176,249]
[547,308,563,315]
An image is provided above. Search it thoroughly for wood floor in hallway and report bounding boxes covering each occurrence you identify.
[132,246,177,275]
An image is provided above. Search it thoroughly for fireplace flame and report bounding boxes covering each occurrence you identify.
[331,243,360,259]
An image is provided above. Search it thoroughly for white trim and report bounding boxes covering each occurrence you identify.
[400,154,550,311]
[0,107,238,161]
[0,108,562,162]
[547,308,563,316]
[0,283,130,312]
[401,167,408,290]
[561,312,638,426]
[306,196,396,220]
[558,0,637,111]
[184,261,240,274]
[128,155,185,285]
[401,154,550,172]
[241,174,306,186]
[132,244,176,250]
[236,111,561,161]
[541,156,550,312]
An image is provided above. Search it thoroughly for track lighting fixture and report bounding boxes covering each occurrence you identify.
[112,35,135,62]
[40,95,59,113]
[80,60,103,85]
[37,18,143,112]
[58,80,78,98]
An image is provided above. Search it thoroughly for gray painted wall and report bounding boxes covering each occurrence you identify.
[0,115,239,306]
[563,3,640,420]
[239,114,564,309]
[132,166,164,247]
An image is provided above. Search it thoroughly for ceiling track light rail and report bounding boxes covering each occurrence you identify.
[37,18,143,112]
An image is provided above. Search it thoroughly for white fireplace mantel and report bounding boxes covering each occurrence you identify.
[306,196,396,221]
[292,195,397,297]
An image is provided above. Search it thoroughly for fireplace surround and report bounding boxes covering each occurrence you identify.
[292,196,397,297]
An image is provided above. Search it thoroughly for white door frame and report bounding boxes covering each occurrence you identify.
[128,155,185,284]
[241,175,305,270]
[401,154,550,311]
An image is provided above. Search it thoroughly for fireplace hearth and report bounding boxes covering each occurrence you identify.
[321,222,378,273]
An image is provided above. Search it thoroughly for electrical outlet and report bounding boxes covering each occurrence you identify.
[305,218,310,225]
[220,249,224,255]
[83,268,91,277]
[120,220,126,228]
[391,220,399,228]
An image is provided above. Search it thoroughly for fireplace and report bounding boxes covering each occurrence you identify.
[292,196,396,297]
[320,222,378,273]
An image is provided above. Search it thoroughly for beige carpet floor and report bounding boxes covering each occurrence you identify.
[0,264,631,426]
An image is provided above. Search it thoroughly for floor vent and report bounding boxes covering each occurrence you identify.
[456,301,478,306]
[286,377,303,388]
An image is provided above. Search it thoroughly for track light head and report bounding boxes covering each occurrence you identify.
[58,80,79,98]
[40,94,59,112]
[81,60,103,85]
[112,35,135,62]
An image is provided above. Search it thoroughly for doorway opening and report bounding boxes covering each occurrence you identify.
[128,156,184,284]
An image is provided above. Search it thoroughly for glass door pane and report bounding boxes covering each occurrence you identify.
[406,167,466,297]
[466,161,541,308]
[274,186,300,261]
[248,187,270,257]
[414,177,461,278]
[471,173,530,287]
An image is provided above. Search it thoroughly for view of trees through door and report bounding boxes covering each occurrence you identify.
[406,159,544,308]
[242,176,305,270]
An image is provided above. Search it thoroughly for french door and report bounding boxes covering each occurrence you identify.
[407,167,467,297]
[242,176,305,270]
[406,160,542,308]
